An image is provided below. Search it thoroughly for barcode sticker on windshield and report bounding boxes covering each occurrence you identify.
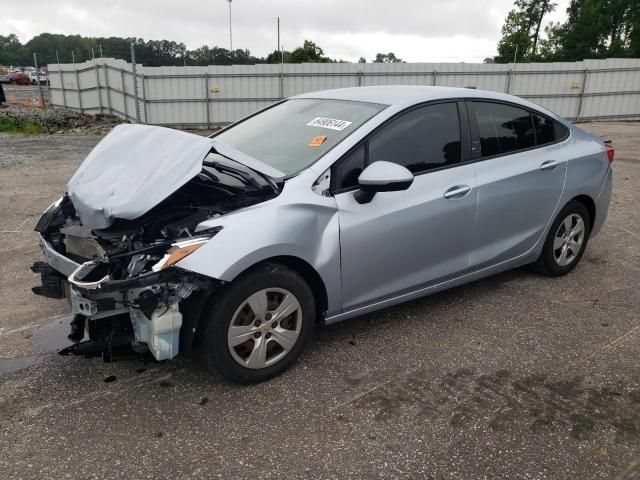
[307,117,353,131]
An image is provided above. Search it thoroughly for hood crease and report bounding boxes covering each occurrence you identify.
[67,124,214,230]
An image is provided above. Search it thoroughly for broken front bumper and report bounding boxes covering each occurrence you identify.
[38,233,80,277]
[34,234,217,361]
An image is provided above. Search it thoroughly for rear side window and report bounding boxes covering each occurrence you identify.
[368,102,462,174]
[470,102,535,157]
[532,113,568,145]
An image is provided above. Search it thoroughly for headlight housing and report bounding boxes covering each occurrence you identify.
[152,238,208,272]
[151,228,222,272]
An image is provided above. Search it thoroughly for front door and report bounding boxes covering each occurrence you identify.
[333,102,478,312]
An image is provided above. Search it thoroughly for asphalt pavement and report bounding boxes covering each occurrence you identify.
[0,122,639,479]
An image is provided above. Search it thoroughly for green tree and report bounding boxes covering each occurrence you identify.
[289,40,334,63]
[495,0,557,62]
[265,40,336,63]
[0,33,341,67]
[373,52,405,63]
[0,34,26,65]
[541,0,639,61]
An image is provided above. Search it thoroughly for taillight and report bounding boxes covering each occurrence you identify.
[605,142,614,163]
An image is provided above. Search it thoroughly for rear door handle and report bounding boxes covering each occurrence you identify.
[540,160,559,171]
[444,185,471,199]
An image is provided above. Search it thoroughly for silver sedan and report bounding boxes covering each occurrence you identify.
[33,86,613,383]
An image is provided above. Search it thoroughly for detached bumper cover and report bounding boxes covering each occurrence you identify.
[38,234,79,277]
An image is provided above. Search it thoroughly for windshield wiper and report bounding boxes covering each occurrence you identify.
[205,152,281,194]
[203,160,264,190]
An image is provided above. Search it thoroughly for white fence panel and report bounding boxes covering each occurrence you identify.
[47,58,640,127]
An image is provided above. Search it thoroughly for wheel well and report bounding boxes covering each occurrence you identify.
[571,195,596,230]
[248,256,328,322]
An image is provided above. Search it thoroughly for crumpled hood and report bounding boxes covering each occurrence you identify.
[68,124,214,229]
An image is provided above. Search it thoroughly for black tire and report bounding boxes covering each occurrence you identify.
[199,262,315,384]
[533,200,591,277]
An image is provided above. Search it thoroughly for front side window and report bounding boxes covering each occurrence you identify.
[368,102,462,174]
[471,102,535,157]
[214,99,385,176]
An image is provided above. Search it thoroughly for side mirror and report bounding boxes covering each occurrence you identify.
[354,161,414,204]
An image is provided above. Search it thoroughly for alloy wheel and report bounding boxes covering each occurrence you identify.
[553,213,585,267]
[227,288,302,369]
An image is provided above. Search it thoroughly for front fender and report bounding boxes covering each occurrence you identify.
[175,199,342,315]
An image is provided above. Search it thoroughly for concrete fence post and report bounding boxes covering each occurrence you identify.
[56,51,67,110]
[93,61,103,114]
[130,42,141,124]
[505,69,513,94]
[576,68,589,121]
[103,60,112,115]
[141,72,148,123]
[72,52,83,114]
[204,72,211,129]
[121,70,129,121]
[279,71,285,100]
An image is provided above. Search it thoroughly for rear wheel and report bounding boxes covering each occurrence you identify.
[200,263,315,384]
[534,201,591,276]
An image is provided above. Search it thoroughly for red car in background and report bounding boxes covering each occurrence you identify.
[8,72,30,85]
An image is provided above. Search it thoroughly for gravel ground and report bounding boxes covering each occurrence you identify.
[0,122,639,479]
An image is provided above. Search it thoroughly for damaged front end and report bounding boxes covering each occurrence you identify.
[32,124,282,362]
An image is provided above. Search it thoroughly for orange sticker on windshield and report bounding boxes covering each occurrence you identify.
[308,135,327,147]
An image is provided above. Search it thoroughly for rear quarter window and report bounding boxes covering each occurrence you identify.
[532,113,569,145]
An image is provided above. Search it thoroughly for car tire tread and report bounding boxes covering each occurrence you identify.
[198,262,315,384]
[533,200,591,277]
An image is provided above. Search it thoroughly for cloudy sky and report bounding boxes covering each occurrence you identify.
[2,0,570,63]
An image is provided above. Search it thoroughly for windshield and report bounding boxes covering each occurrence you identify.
[213,98,386,176]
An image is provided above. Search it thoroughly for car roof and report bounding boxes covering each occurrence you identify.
[295,85,552,116]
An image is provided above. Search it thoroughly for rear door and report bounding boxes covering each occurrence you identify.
[334,101,478,311]
[467,101,568,268]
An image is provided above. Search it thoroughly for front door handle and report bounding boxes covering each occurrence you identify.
[540,160,559,171]
[444,185,471,199]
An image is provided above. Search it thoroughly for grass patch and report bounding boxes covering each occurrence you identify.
[0,117,17,132]
[0,117,43,134]
[21,121,43,134]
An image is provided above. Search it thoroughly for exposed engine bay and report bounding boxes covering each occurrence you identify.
[32,125,282,362]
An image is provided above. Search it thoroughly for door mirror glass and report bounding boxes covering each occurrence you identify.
[355,161,414,204]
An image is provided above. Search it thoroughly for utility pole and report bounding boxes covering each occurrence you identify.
[277,17,280,59]
[130,41,141,123]
[227,0,233,52]
[33,52,45,109]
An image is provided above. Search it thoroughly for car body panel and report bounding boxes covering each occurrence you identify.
[592,166,613,237]
[470,142,568,269]
[336,163,477,310]
[177,168,343,315]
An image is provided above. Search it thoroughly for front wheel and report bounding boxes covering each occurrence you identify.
[199,263,315,384]
[533,201,591,277]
